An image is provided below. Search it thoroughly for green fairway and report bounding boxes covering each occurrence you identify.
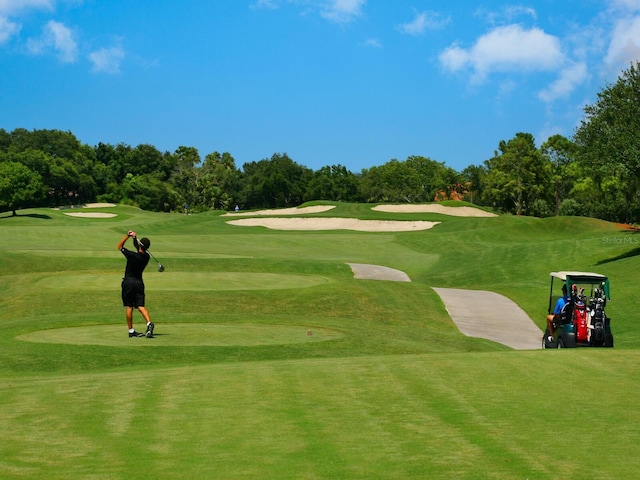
[1,202,639,479]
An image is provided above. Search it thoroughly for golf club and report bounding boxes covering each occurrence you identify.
[148,249,165,272]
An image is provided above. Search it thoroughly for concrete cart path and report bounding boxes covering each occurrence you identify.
[347,263,411,282]
[432,288,543,350]
[346,263,542,350]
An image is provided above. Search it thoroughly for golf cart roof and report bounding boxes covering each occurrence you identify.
[550,271,608,282]
[550,271,610,299]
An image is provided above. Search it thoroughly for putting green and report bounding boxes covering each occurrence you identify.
[34,272,332,291]
[17,323,344,347]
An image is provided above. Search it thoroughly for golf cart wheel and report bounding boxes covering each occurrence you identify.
[542,329,554,349]
[557,337,565,349]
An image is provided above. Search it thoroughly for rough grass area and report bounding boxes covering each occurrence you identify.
[1,202,639,479]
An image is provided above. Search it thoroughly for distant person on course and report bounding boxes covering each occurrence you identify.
[546,284,569,341]
[118,230,155,338]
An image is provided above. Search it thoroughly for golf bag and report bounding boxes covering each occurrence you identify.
[573,287,589,343]
[589,288,607,346]
[574,301,589,343]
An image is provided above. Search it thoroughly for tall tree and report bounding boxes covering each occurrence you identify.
[541,134,578,216]
[359,156,458,203]
[241,153,312,209]
[574,61,640,222]
[200,151,241,210]
[170,146,201,210]
[0,162,45,215]
[461,164,487,205]
[305,164,360,202]
[483,132,550,215]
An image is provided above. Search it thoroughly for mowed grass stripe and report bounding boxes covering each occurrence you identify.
[32,272,332,291]
[1,352,640,479]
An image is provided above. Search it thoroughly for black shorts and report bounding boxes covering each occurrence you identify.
[121,277,145,308]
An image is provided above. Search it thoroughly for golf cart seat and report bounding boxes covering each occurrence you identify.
[557,302,572,325]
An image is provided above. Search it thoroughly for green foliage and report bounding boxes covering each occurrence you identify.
[121,173,176,211]
[483,132,550,215]
[574,61,640,222]
[461,163,486,204]
[240,153,313,208]
[305,164,361,202]
[0,161,45,215]
[559,198,584,216]
[542,133,578,215]
[359,155,459,203]
[529,198,552,217]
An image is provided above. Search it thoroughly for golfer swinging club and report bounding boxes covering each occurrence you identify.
[118,230,155,338]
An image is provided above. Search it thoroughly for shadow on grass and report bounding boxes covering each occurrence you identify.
[597,229,640,264]
[597,246,640,264]
[0,212,52,220]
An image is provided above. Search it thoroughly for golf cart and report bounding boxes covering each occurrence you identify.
[542,271,614,349]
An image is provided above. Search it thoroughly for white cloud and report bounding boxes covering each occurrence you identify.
[609,0,640,11]
[538,62,588,102]
[439,25,564,82]
[319,0,365,23]
[0,16,20,44]
[0,0,54,16]
[253,0,365,23]
[363,38,381,48]
[605,15,640,65]
[475,5,537,25]
[252,0,279,9]
[398,11,450,36]
[27,19,77,62]
[0,0,53,45]
[88,46,125,74]
[504,6,537,21]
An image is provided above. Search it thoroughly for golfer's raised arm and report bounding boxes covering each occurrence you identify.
[117,233,130,250]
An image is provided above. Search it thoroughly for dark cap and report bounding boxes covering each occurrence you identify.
[139,237,150,251]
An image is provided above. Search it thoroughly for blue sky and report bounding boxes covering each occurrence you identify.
[1,1,639,173]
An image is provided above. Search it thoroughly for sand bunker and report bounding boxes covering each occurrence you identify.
[372,204,497,217]
[57,203,117,217]
[64,212,117,218]
[224,205,336,217]
[84,203,116,208]
[227,217,440,232]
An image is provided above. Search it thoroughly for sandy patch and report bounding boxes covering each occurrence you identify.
[227,217,439,232]
[223,205,336,216]
[372,204,497,217]
[63,212,117,218]
[84,203,116,208]
[54,203,116,210]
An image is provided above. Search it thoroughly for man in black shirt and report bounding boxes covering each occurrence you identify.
[118,231,155,338]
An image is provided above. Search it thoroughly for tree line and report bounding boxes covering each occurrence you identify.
[1,62,639,223]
